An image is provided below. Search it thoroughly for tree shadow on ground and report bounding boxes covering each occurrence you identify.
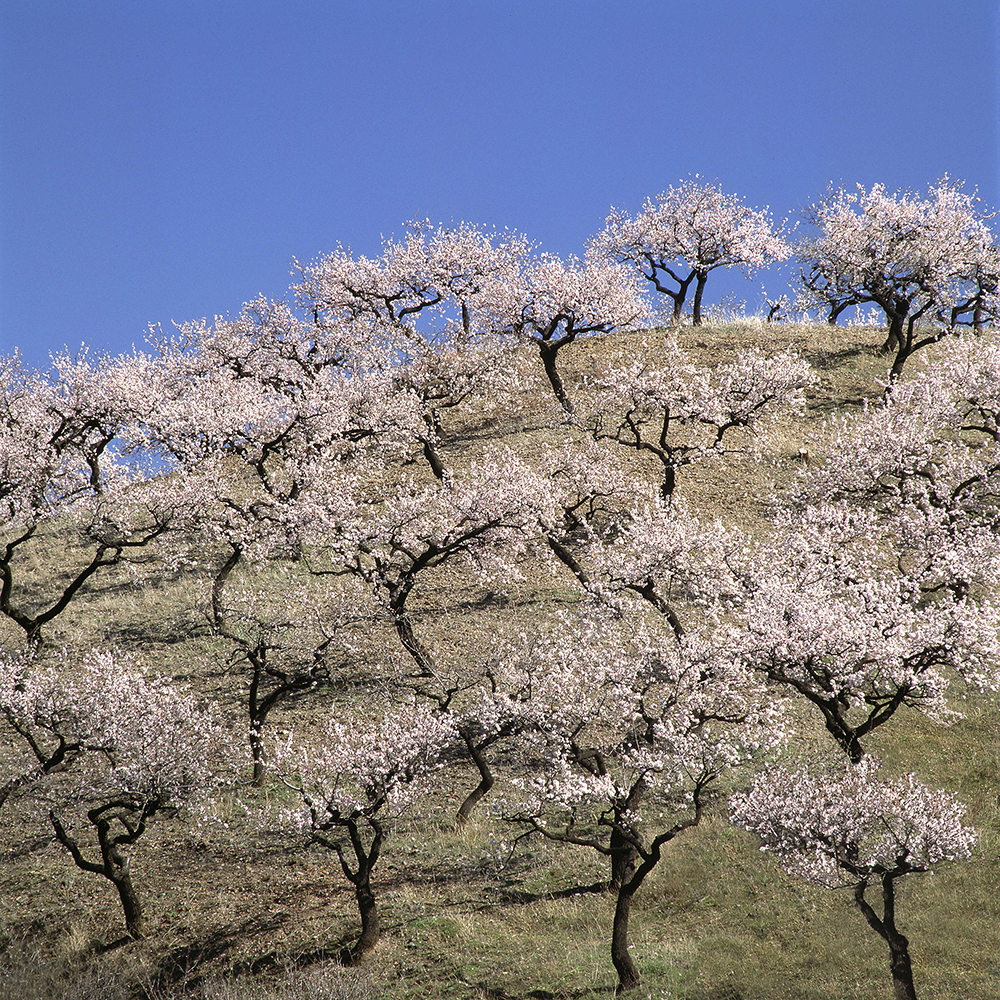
[152,914,290,991]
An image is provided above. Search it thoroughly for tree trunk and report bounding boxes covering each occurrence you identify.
[538,343,574,415]
[610,882,641,993]
[691,271,708,326]
[608,828,637,894]
[854,875,918,1000]
[825,719,864,764]
[889,345,913,383]
[343,875,380,964]
[887,939,918,1000]
[394,613,436,678]
[455,729,495,824]
[972,296,985,332]
[113,871,144,940]
[659,464,676,501]
[829,301,853,325]
[879,312,905,355]
[250,720,266,787]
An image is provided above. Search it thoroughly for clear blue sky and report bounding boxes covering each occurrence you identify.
[2,0,997,368]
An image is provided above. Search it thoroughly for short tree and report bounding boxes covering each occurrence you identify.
[42,650,225,940]
[0,649,100,811]
[794,179,996,377]
[731,759,977,1000]
[141,300,427,783]
[727,333,1000,761]
[585,343,815,498]
[502,250,648,413]
[0,351,188,645]
[296,445,562,819]
[592,177,790,326]
[726,503,1000,763]
[272,700,456,963]
[293,220,531,437]
[798,332,1000,546]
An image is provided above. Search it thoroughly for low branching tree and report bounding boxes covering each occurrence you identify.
[797,333,1000,550]
[296,445,562,819]
[731,759,977,1000]
[41,650,226,940]
[141,301,427,782]
[726,503,1000,763]
[488,611,781,994]
[206,575,372,786]
[795,179,997,377]
[727,335,1000,761]
[293,219,531,436]
[0,649,105,811]
[592,177,790,326]
[273,700,456,964]
[0,351,190,645]
[502,250,648,414]
[585,342,815,497]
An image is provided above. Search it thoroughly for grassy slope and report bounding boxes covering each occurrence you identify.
[1,320,998,1000]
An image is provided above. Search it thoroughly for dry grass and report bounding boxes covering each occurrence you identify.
[1,320,998,1000]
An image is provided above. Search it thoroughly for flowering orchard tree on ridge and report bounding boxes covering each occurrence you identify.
[138,299,435,784]
[731,759,977,1000]
[721,333,1000,763]
[0,649,102,811]
[293,220,533,440]
[293,445,571,820]
[591,177,790,326]
[797,333,1000,537]
[724,502,1000,764]
[501,250,649,414]
[584,342,815,498]
[795,179,997,377]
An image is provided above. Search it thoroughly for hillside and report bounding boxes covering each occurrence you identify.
[1,319,997,1000]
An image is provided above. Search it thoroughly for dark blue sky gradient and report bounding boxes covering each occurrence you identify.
[2,1,997,368]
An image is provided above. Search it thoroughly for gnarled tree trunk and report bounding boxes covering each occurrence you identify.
[610,882,641,993]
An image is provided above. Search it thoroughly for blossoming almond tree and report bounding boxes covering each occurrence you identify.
[293,220,532,444]
[794,179,997,377]
[726,503,1000,763]
[488,611,782,994]
[0,649,102,811]
[0,351,193,645]
[292,445,566,819]
[139,300,432,783]
[591,177,790,326]
[731,759,977,1000]
[585,343,815,498]
[294,219,530,347]
[40,650,227,940]
[273,701,456,964]
[799,333,1000,528]
[501,250,649,414]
